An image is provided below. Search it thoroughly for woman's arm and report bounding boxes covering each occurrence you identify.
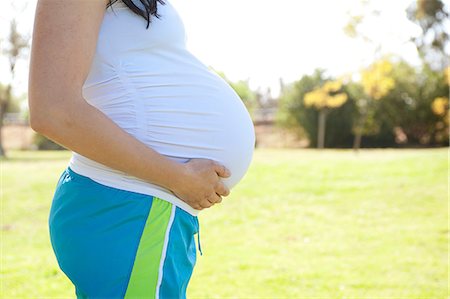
[28,0,230,210]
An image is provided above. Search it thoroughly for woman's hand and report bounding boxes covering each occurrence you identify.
[171,158,231,210]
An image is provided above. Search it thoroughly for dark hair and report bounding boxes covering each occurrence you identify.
[106,0,166,29]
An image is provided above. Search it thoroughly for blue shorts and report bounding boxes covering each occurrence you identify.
[48,166,202,298]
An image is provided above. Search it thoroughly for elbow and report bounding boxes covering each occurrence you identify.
[28,106,46,134]
[28,94,51,134]
[28,73,84,134]
[28,95,76,135]
[28,109,45,133]
[28,85,47,132]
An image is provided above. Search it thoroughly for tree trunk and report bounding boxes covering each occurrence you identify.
[353,112,367,152]
[317,109,327,149]
[353,97,373,152]
[0,84,12,158]
[353,131,362,151]
[0,124,4,157]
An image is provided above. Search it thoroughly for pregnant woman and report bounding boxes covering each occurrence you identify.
[28,0,255,298]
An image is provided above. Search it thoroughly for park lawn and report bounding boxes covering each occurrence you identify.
[1,148,448,298]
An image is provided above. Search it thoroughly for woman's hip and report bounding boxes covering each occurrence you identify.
[48,166,199,298]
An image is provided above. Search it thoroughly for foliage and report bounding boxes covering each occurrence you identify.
[431,96,449,116]
[366,59,419,146]
[32,132,66,150]
[349,58,397,149]
[277,70,355,148]
[303,80,349,148]
[361,60,395,100]
[228,79,258,115]
[345,81,382,137]
[406,0,449,70]
[304,80,348,109]
[0,82,21,113]
[369,58,449,146]
[343,0,382,44]
[1,15,31,157]
[278,58,449,148]
[343,3,399,149]
[277,70,324,144]
[210,68,258,116]
[431,96,450,144]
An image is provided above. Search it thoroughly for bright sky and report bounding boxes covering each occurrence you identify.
[0,0,423,100]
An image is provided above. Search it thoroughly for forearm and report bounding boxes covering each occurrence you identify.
[32,96,184,192]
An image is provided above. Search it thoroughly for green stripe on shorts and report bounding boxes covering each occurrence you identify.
[124,197,173,298]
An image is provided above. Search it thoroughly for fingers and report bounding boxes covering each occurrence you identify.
[215,181,230,197]
[192,204,204,210]
[191,189,229,210]
[198,193,223,209]
[213,161,231,178]
[214,194,223,203]
[206,192,222,204]
[198,181,230,209]
[197,200,212,210]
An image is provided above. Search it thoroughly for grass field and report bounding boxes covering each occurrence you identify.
[1,148,448,298]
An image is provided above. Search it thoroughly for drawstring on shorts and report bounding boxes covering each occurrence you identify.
[194,216,202,256]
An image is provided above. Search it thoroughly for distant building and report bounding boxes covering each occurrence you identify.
[251,89,306,148]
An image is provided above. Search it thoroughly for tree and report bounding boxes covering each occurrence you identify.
[277,70,356,148]
[303,80,348,148]
[0,8,30,157]
[371,58,449,147]
[407,0,449,70]
[404,0,449,145]
[352,59,395,150]
[228,79,257,116]
[369,58,419,147]
[410,64,449,145]
[276,70,325,146]
[431,97,449,144]
[210,68,258,116]
[343,1,401,150]
[429,69,449,144]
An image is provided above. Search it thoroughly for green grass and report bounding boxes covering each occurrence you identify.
[1,148,448,298]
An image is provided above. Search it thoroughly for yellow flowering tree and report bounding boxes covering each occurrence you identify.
[429,67,450,143]
[353,59,395,150]
[431,92,449,143]
[361,60,395,100]
[304,80,348,148]
[432,97,449,116]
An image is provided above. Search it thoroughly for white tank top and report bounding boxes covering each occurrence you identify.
[68,0,256,216]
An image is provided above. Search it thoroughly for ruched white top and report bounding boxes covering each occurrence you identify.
[68,0,256,216]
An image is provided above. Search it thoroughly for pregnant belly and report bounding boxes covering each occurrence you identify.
[84,67,256,190]
[146,93,255,190]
